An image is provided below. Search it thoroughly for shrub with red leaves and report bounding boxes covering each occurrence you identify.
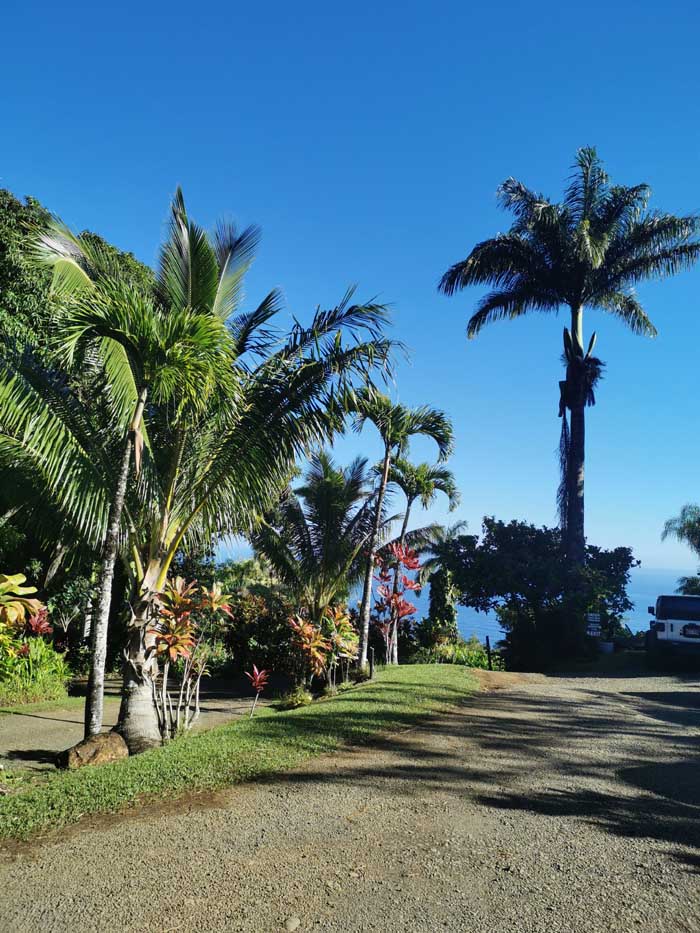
[245,664,270,717]
[25,608,53,637]
[245,664,270,694]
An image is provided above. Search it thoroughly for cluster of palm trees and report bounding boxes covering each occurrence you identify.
[0,190,459,753]
[2,146,698,754]
[0,192,400,750]
[252,447,459,669]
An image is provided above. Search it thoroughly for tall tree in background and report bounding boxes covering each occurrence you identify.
[348,387,454,667]
[440,147,700,567]
[384,459,459,661]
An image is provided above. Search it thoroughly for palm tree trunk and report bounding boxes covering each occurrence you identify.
[565,306,586,567]
[116,578,162,753]
[389,502,412,664]
[358,445,391,668]
[84,388,147,739]
[566,402,586,566]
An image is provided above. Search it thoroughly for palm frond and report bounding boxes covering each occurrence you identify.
[662,504,700,558]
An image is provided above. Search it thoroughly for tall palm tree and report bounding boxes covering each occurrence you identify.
[348,386,454,667]
[30,212,249,738]
[1,192,393,752]
[439,147,700,566]
[253,451,389,623]
[384,459,459,662]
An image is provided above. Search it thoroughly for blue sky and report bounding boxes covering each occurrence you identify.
[4,0,700,570]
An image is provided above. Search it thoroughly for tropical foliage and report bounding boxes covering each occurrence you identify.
[382,459,458,662]
[0,189,393,751]
[147,577,231,740]
[245,665,270,717]
[438,518,638,669]
[253,451,382,624]
[412,634,504,670]
[372,543,421,663]
[0,150,667,768]
[348,387,454,666]
[0,573,71,706]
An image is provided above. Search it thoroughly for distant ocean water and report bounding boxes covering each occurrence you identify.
[405,566,693,646]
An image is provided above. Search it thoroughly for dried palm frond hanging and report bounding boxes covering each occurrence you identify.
[557,328,604,530]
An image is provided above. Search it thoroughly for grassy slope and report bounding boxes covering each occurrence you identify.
[0,664,475,842]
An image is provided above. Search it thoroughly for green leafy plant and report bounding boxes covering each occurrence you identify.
[321,606,359,689]
[412,635,505,670]
[0,637,71,707]
[146,577,229,740]
[275,685,314,710]
[289,615,332,683]
[0,573,43,627]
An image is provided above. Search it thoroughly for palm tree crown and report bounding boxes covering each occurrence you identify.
[350,385,454,461]
[387,459,460,513]
[439,147,700,340]
[439,147,700,566]
[253,451,386,622]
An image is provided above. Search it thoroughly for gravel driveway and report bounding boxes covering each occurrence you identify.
[1,669,699,932]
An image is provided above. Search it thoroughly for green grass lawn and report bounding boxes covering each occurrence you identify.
[0,664,476,842]
[0,695,89,716]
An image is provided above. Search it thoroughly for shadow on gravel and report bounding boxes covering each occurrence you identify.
[273,684,700,872]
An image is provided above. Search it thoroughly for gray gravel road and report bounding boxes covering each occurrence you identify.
[1,669,699,932]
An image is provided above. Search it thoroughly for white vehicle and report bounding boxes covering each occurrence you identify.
[647,595,700,656]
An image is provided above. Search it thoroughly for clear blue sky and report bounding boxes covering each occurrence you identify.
[4,0,700,571]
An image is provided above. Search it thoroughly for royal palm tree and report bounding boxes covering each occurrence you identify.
[348,386,454,667]
[384,459,459,662]
[440,147,700,566]
[253,451,389,623]
[1,191,393,752]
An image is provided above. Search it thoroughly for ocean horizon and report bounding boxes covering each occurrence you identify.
[404,566,696,646]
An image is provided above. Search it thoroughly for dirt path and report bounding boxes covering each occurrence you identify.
[1,670,699,932]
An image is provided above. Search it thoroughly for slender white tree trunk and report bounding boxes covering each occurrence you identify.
[357,446,391,668]
[84,388,148,739]
[389,502,412,664]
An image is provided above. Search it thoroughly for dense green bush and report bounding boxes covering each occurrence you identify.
[0,637,71,706]
[437,518,637,670]
[223,590,302,676]
[275,686,314,710]
[411,634,504,670]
